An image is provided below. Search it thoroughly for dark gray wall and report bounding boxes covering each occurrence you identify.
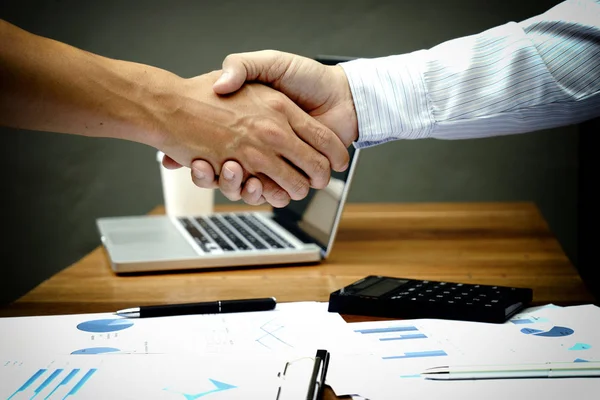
[1,0,580,305]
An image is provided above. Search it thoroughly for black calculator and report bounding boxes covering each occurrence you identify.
[328,275,533,323]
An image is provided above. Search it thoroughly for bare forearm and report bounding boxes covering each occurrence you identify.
[0,20,348,201]
[0,19,177,147]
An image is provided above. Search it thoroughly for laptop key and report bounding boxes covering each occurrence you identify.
[194,217,234,251]
[238,215,289,249]
[209,216,250,250]
[224,215,267,250]
[245,215,294,248]
[178,218,211,252]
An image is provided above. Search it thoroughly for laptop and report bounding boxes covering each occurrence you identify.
[96,145,360,273]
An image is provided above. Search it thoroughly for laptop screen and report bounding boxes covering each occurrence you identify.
[272,145,358,251]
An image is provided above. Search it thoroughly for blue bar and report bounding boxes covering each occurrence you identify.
[45,369,80,400]
[380,334,427,341]
[511,319,533,324]
[63,369,97,399]
[382,350,447,360]
[33,369,63,398]
[7,369,46,399]
[354,326,418,334]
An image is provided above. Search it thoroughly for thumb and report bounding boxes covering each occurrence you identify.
[212,65,247,95]
[212,50,289,95]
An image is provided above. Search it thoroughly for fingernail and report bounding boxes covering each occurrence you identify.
[247,185,256,194]
[192,168,205,180]
[214,71,230,86]
[223,167,235,180]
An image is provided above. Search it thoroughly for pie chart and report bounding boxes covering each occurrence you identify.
[76,318,134,333]
[520,326,574,337]
[71,347,121,354]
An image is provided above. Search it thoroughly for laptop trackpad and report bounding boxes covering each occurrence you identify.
[103,219,199,261]
[108,230,172,245]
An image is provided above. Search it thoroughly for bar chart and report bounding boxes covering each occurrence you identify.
[354,325,448,360]
[7,367,97,399]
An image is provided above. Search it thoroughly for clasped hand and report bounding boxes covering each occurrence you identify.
[162,51,358,208]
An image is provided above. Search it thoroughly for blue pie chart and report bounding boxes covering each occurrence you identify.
[77,318,134,333]
[520,326,574,337]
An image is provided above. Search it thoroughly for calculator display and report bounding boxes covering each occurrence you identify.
[356,279,407,297]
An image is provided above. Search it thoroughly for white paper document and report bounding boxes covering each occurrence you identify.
[0,353,286,399]
[326,304,600,400]
[0,301,349,358]
[3,302,600,399]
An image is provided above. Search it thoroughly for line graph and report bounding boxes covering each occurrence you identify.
[254,317,293,350]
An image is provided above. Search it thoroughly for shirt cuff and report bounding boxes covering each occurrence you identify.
[340,51,435,148]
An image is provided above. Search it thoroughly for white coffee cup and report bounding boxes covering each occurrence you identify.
[157,151,214,216]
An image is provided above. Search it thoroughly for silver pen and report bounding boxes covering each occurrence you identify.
[422,361,600,380]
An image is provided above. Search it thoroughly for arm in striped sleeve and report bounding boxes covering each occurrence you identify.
[340,0,600,148]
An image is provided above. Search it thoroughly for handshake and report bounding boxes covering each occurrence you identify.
[1,19,359,209]
[157,50,359,209]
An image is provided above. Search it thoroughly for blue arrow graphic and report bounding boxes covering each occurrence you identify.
[164,379,236,399]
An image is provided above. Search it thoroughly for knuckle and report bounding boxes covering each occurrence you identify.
[311,156,331,189]
[261,123,287,147]
[312,126,332,150]
[289,176,310,200]
[314,155,330,176]
[266,96,287,113]
[269,186,291,204]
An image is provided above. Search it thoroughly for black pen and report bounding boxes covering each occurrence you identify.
[114,297,276,318]
[308,349,330,400]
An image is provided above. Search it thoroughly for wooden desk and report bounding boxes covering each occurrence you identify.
[1,202,594,317]
[0,202,594,399]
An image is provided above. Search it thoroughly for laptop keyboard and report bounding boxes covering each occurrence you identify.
[178,214,296,253]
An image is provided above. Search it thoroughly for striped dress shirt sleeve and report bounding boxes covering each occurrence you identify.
[340,0,600,148]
